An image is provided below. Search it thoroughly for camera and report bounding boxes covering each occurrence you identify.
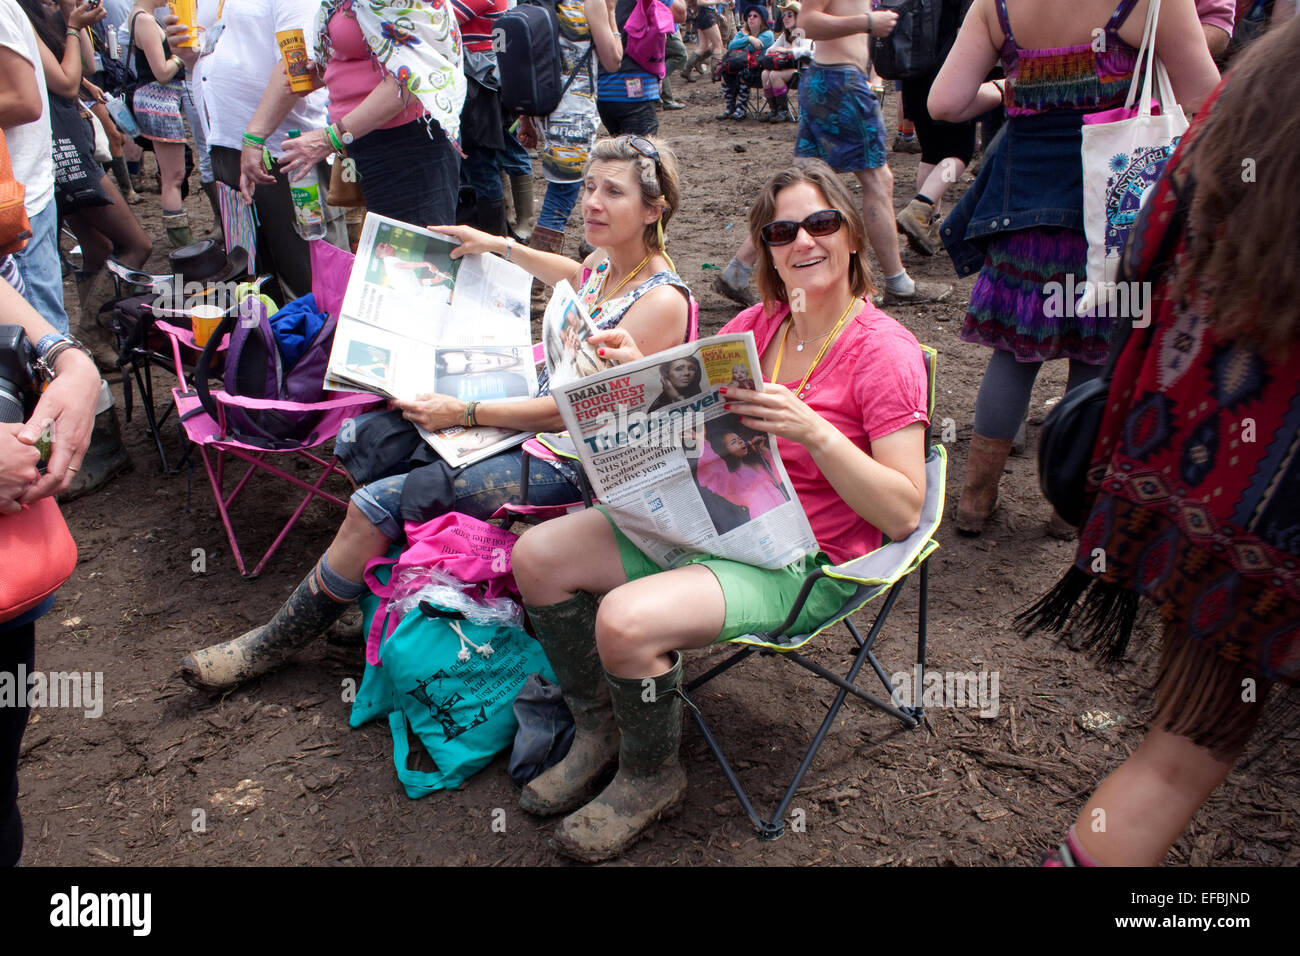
[0,325,39,425]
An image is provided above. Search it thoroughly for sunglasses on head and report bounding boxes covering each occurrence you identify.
[760,209,845,246]
[622,135,660,165]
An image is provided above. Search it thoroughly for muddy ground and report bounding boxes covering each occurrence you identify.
[24,88,1298,868]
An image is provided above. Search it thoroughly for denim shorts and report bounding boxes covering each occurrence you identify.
[351,446,583,541]
[349,118,460,227]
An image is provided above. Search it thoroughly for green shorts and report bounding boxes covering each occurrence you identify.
[598,508,860,642]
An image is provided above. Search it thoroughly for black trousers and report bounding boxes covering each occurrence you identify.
[1,622,35,867]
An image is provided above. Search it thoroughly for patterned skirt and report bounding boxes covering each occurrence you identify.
[133,80,188,143]
[959,226,1111,365]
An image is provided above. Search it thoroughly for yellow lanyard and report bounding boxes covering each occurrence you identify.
[771,297,859,397]
[593,252,652,310]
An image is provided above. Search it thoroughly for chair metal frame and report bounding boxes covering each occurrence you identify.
[682,345,945,839]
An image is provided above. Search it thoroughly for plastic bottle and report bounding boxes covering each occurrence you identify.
[285,130,327,240]
[105,94,139,139]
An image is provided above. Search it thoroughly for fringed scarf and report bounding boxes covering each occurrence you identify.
[315,0,466,149]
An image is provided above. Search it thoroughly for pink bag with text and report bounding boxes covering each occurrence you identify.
[362,512,521,665]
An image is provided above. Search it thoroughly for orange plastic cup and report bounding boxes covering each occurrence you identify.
[276,29,316,93]
[190,304,224,348]
[167,0,197,48]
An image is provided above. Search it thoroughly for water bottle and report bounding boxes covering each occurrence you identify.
[105,94,140,138]
[285,130,327,240]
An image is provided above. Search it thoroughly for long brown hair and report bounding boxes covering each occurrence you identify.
[748,159,875,307]
[1176,16,1300,352]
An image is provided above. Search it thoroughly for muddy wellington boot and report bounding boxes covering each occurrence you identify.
[178,559,351,691]
[554,652,688,863]
[509,174,535,243]
[73,270,119,372]
[955,434,1013,536]
[162,211,193,249]
[519,592,621,816]
[58,380,132,501]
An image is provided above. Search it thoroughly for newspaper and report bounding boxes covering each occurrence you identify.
[324,212,535,467]
[552,332,818,570]
[542,279,612,388]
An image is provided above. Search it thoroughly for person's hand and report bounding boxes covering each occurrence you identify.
[392,393,466,432]
[65,1,106,31]
[16,351,99,503]
[162,15,201,68]
[428,224,501,259]
[277,61,320,98]
[720,382,837,451]
[0,424,41,515]
[239,143,275,203]
[868,9,898,37]
[588,327,642,365]
[517,116,538,149]
[278,128,332,178]
[82,79,106,103]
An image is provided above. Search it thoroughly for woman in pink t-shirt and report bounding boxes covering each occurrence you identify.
[509,158,930,863]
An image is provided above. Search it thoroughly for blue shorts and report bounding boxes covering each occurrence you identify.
[795,63,888,173]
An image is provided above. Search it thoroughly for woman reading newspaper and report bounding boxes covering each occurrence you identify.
[510,159,930,862]
[179,136,694,692]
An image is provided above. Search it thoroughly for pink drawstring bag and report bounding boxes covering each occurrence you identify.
[624,0,674,78]
[362,512,521,665]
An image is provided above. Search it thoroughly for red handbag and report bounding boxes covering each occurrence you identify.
[0,497,78,622]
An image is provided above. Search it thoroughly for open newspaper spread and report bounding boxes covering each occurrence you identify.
[324,213,535,467]
[552,332,818,570]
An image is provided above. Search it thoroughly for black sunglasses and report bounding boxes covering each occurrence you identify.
[623,135,660,165]
[760,209,845,246]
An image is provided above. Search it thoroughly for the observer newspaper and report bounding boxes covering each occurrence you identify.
[553,332,817,570]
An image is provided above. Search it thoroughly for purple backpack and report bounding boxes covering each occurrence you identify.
[624,0,674,78]
[194,296,337,448]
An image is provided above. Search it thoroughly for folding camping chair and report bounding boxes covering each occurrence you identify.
[162,241,383,577]
[682,344,946,838]
[105,251,253,474]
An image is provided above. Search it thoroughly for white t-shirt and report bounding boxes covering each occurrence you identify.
[191,0,329,157]
[0,0,54,216]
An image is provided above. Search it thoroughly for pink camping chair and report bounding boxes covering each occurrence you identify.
[161,241,382,577]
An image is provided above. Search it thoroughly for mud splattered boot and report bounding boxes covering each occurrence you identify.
[162,211,193,249]
[955,434,1013,536]
[178,558,353,691]
[519,592,620,816]
[553,652,688,862]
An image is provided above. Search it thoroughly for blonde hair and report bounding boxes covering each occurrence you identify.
[584,136,681,258]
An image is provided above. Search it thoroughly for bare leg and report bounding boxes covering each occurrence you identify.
[917,159,965,216]
[66,175,152,271]
[323,503,396,583]
[854,165,904,276]
[513,507,630,606]
[154,141,187,212]
[1071,728,1238,866]
[596,566,725,677]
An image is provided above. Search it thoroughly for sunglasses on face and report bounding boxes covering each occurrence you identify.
[760,209,845,246]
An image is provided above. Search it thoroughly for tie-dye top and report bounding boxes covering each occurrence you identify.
[997,0,1142,117]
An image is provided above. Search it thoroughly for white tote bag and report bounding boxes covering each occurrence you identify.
[1078,0,1188,312]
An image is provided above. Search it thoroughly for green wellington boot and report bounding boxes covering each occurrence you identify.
[519,592,621,816]
[178,561,351,691]
[553,652,688,862]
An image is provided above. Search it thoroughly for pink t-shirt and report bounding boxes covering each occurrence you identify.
[1196,0,1237,34]
[325,7,426,129]
[721,301,929,564]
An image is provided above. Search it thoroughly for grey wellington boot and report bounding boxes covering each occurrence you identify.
[178,560,351,691]
[509,174,535,243]
[554,652,688,862]
[519,591,621,816]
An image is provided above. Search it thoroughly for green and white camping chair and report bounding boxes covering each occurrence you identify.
[682,345,946,838]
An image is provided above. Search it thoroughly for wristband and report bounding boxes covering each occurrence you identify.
[503,237,513,262]
[242,132,266,145]
[169,55,186,78]
[67,28,80,38]
[325,123,344,154]
[34,332,73,360]
[463,401,479,428]
[867,12,873,35]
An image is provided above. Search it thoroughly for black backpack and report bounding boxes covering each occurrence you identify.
[494,0,592,115]
[870,0,942,80]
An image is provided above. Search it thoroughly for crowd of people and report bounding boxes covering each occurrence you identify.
[1,0,1297,868]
